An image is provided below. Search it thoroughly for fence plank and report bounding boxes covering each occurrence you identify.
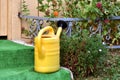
[7,0,12,40]
[12,0,21,40]
[8,0,21,40]
[0,0,7,36]
[0,0,2,36]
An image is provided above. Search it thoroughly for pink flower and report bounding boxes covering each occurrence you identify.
[104,19,110,24]
[96,2,102,9]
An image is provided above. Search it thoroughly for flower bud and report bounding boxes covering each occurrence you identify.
[96,2,102,9]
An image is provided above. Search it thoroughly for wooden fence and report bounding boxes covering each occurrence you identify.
[0,0,38,40]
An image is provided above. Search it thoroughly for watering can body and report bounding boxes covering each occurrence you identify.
[34,26,62,73]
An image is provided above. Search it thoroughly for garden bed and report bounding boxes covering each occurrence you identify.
[60,31,120,80]
[83,50,120,80]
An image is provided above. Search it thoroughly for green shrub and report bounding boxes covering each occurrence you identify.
[60,29,108,78]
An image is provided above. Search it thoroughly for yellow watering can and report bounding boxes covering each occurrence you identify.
[34,21,67,73]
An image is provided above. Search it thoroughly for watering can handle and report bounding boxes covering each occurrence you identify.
[37,26,54,54]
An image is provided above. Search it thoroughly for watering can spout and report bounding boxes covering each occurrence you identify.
[56,27,62,37]
[56,20,67,37]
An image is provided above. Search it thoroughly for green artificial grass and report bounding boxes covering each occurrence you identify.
[0,40,71,80]
[0,66,71,80]
[0,40,34,69]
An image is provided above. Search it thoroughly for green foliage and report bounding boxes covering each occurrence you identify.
[36,0,120,45]
[21,0,30,15]
[59,0,120,19]
[61,0,120,46]
[21,29,30,36]
[102,51,120,80]
[60,29,108,78]
[112,25,120,45]
[37,0,62,17]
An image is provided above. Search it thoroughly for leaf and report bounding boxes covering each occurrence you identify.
[47,0,51,2]
[38,0,42,4]
[112,38,117,44]
[44,4,49,10]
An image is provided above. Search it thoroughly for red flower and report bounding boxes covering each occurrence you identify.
[104,19,110,24]
[53,11,59,17]
[96,2,102,9]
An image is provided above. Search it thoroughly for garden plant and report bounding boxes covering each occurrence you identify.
[37,0,120,46]
[60,29,108,79]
